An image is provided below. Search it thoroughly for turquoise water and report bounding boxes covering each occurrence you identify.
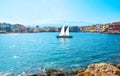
[0,32,120,74]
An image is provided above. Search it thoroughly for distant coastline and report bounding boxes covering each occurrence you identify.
[0,21,120,34]
[0,31,120,34]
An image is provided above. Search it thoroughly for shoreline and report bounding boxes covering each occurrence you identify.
[1,63,120,76]
[0,31,120,34]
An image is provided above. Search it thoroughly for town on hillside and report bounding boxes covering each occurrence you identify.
[0,21,120,33]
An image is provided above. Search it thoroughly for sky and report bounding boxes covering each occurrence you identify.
[0,0,120,26]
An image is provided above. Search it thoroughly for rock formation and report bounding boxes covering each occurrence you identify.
[76,63,120,76]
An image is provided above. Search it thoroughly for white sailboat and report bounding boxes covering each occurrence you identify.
[59,24,65,36]
[65,26,69,36]
[57,25,73,38]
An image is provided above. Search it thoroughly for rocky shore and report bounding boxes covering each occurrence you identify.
[16,63,120,76]
[76,63,120,76]
[19,68,84,76]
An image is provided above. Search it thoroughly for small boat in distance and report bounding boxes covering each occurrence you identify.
[56,25,73,38]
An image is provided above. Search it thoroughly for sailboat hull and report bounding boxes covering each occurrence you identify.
[56,35,73,38]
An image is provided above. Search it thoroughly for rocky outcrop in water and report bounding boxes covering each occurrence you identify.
[46,69,84,76]
[23,68,84,76]
[76,63,120,76]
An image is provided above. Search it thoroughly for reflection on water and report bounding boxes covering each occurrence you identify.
[13,55,20,59]
[58,38,70,49]
[59,38,70,43]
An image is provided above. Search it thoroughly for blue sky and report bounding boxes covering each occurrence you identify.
[0,0,120,26]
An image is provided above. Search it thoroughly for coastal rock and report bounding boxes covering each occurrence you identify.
[46,69,75,76]
[116,64,120,70]
[46,69,64,76]
[95,72,118,76]
[74,69,85,75]
[28,74,46,76]
[76,63,120,76]
[76,71,94,76]
[86,63,120,75]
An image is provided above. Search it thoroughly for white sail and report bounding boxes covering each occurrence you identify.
[59,25,65,36]
[65,26,69,36]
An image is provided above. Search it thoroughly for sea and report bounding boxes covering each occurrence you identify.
[0,32,120,75]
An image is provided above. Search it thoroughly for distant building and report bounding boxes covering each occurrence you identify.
[33,27,40,32]
[88,25,96,32]
[0,22,13,32]
[43,27,59,32]
[95,24,106,32]
[13,24,26,32]
[80,26,89,32]
[70,26,80,32]
[109,22,120,30]
[108,22,120,33]
[102,24,109,32]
